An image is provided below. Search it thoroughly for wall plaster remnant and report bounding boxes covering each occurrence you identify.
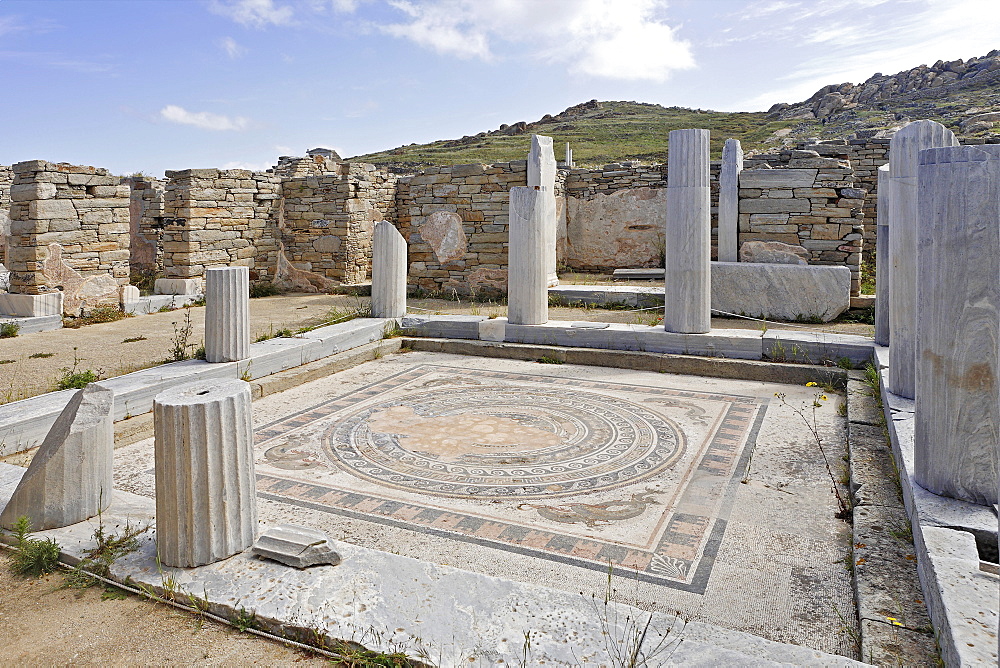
[0,384,113,530]
[154,378,257,568]
[564,187,666,269]
[418,211,467,266]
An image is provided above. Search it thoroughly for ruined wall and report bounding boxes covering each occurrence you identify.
[7,160,130,313]
[159,168,282,282]
[847,136,891,256]
[396,161,527,295]
[0,165,12,269]
[560,162,723,270]
[124,175,165,278]
[280,161,397,287]
[738,164,865,295]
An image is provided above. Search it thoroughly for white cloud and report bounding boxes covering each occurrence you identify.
[379,0,695,82]
[219,36,246,59]
[210,0,294,28]
[159,105,250,131]
[735,0,1000,109]
[222,160,272,171]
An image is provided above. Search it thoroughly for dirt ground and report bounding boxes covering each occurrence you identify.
[0,551,327,665]
[0,291,873,406]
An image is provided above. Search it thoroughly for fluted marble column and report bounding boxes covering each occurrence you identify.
[528,135,558,287]
[0,384,114,530]
[664,129,711,334]
[874,164,891,347]
[372,221,407,319]
[887,120,957,398]
[717,138,743,263]
[507,186,548,325]
[914,145,999,506]
[204,266,250,364]
[154,378,257,567]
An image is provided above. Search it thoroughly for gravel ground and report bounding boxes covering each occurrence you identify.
[0,552,327,665]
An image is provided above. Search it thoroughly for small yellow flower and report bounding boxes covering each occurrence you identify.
[820,394,828,401]
[806,382,818,387]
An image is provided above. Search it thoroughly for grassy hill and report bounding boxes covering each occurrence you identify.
[348,53,1000,168]
[349,101,812,166]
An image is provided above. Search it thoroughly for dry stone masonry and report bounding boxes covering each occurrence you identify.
[0,134,912,311]
[160,168,281,284]
[5,160,130,315]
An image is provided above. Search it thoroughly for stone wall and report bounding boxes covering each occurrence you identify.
[6,160,130,313]
[738,165,865,294]
[396,161,527,295]
[280,161,397,288]
[846,136,891,256]
[0,165,12,269]
[124,175,166,278]
[159,168,281,282]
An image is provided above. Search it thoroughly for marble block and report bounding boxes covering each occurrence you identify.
[204,266,249,363]
[0,292,64,317]
[507,186,549,325]
[154,278,202,295]
[874,164,890,347]
[252,524,342,569]
[371,221,407,319]
[120,285,139,305]
[712,262,850,322]
[664,129,711,334]
[154,378,257,567]
[0,384,113,530]
[717,138,743,263]
[528,135,558,287]
[887,120,957,399]
[914,145,999,506]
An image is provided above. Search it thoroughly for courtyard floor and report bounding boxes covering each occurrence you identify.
[103,350,859,660]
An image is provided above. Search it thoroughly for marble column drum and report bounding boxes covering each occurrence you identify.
[204,266,250,364]
[528,135,559,287]
[664,129,711,334]
[874,164,891,347]
[153,378,258,567]
[371,221,407,319]
[887,120,957,398]
[914,145,1000,506]
[507,186,549,325]
[717,138,743,263]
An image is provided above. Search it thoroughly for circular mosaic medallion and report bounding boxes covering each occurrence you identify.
[323,385,684,499]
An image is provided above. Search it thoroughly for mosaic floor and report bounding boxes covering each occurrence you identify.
[113,352,856,656]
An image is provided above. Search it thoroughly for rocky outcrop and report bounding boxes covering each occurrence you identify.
[770,50,1000,120]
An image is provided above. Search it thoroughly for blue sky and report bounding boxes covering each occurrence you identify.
[0,0,996,175]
